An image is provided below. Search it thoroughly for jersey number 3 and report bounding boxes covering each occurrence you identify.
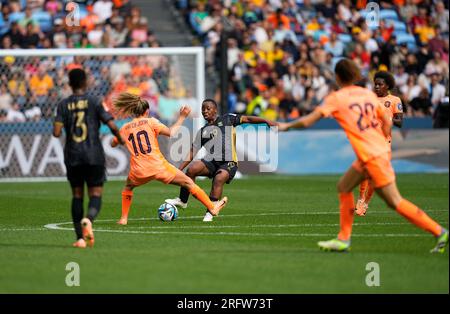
[73,111,87,143]
[128,130,152,156]
[349,103,379,132]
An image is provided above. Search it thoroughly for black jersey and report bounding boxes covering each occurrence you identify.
[54,94,113,167]
[193,113,242,163]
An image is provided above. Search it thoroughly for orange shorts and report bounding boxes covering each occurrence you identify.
[352,152,395,189]
[128,162,178,187]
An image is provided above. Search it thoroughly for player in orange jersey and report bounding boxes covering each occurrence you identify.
[278,59,448,253]
[110,93,227,225]
[355,71,404,216]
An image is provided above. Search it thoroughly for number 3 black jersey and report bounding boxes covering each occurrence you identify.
[54,94,113,167]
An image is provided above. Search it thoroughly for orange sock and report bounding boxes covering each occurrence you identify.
[189,185,214,210]
[365,182,375,204]
[338,192,355,241]
[396,199,442,237]
[359,179,369,200]
[121,190,133,219]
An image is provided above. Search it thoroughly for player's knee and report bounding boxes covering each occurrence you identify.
[72,189,83,198]
[186,167,197,178]
[336,181,348,193]
[384,195,402,210]
[214,171,228,185]
[183,177,195,190]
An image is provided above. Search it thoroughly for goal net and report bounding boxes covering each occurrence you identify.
[0,47,205,181]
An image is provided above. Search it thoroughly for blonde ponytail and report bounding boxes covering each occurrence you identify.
[113,93,149,117]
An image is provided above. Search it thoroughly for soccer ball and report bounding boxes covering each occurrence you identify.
[158,202,178,222]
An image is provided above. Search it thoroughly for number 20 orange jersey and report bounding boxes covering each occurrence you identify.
[315,85,390,163]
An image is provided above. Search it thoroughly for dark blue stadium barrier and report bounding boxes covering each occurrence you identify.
[240,117,435,130]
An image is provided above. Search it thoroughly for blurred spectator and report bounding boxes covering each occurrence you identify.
[18,6,38,32]
[429,73,447,108]
[6,101,26,123]
[433,1,449,36]
[324,32,344,57]
[29,65,54,106]
[425,51,449,79]
[22,22,40,48]
[410,88,433,116]
[401,73,422,103]
[433,95,449,128]
[3,21,23,48]
[107,16,128,47]
[93,0,114,23]
[0,84,13,111]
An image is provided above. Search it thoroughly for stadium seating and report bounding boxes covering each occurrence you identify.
[395,33,417,51]
[379,9,399,21]
[176,0,448,120]
[32,11,52,33]
[8,12,26,23]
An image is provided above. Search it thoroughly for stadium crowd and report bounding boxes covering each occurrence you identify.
[0,0,190,123]
[177,0,449,122]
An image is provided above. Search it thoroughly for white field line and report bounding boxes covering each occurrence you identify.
[42,225,430,238]
[42,217,444,238]
[0,228,47,231]
[46,221,417,230]
[0,211,446,238]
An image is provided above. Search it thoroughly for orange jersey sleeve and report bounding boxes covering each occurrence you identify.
[315,86,390,162]
[378,95,403,118]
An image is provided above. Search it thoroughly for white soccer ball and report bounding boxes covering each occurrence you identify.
[158,202,178,222]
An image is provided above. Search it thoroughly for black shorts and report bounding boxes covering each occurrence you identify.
[66,164,106,188]
[200,159,238,184]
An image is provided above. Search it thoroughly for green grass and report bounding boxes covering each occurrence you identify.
[0,174,448,293]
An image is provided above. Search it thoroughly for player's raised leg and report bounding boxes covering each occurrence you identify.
[318,166,365,252]
[376,182,448,253]
[165,160,210,209]
[170,169,227,216]
[117,178,136,225]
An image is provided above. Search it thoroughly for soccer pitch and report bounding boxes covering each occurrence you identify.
[0,174,448,293]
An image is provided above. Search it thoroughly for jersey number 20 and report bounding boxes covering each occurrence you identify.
[349,103,379,132]
[128,131,152,156]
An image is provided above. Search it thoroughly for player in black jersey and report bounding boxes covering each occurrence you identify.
[166,98,276,221]
[53,68,124,248]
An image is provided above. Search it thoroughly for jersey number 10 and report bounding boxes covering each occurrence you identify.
[128,131,152,156]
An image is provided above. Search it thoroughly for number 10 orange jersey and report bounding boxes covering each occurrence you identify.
[118,117,177,185]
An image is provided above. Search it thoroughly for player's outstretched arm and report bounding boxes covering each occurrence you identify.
[159,105,191,138]
[278,110,323,131]
[392,113,403,128]
[107,120,125,146]
[240,116,278,127]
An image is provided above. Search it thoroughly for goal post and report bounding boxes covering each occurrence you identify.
[0,47,205,181]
